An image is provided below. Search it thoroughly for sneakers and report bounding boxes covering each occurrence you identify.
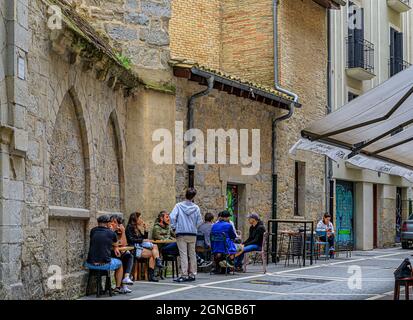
[219,260,234,269]
[173,276,189,283]
[122,276,134,285]
[198,260,213,268]
[187,275,196,282]
[155,258,165,269]
[114,286,132,294]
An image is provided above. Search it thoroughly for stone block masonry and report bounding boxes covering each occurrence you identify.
[80,0,172,70]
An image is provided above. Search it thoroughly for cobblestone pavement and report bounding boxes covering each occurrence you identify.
[82,247,413,300]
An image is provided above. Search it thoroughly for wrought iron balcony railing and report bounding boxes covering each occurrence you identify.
[346,36,375,74]
[389,57,412,77]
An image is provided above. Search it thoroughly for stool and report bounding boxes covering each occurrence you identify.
[394,278,413,300]
[163,255,179,279]
[132,258,149,281]
[85,269,112,298]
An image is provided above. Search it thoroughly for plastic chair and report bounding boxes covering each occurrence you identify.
[242,232,268,274]
[210,232,234,275]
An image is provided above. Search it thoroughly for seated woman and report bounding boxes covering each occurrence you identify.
[316,213,335,257]
[234,213,266,272]
[126,212,164,282]
[210,210,242,271]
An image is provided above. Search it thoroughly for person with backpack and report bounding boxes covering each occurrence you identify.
[170,188,203,283]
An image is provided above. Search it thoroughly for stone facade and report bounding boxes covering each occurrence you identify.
[0,0,332,300]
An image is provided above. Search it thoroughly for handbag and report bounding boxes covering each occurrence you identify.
[394,258,413,280]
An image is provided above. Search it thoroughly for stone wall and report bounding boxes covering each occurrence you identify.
[175,79,276,238]
[9,0,131,299]
[80,0,171,70]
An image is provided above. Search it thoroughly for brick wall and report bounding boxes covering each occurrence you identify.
[169,0,222,70]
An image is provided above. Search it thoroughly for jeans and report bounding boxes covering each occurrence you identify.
[319,235,335,249]
[176,235,197,277]
[85,258,122,271]
[234,244,262,268]
[121,251,134,275]
[161,242,179,256]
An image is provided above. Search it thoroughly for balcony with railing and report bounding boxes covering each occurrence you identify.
[387,0,411,13]
[389,57,412,77]
[346,36,375,81]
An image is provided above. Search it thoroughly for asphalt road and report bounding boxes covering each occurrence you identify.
[82,247,413,301]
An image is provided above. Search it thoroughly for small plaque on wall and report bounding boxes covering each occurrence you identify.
[18,56,25,80]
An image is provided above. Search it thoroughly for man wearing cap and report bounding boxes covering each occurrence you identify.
[85,215,131,294]
[234,213,266,271]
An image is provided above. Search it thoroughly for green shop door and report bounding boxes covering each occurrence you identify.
[335,180,354,247]
[226,184,239,230]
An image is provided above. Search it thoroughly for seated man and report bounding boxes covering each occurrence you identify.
[85,215,131,294]
[197,212,214,259]
[109,214,134,290]
[234,213,266,272]
[152,210,179,256]
[211,210,239,270]
[316,213,335,257]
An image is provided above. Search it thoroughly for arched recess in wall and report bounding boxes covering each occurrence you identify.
[97,111,125,213]
[49,90,90,209]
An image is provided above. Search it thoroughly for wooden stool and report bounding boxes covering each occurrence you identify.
[85,269,112,298]
[394,278,413,300]
[132,258,149,281]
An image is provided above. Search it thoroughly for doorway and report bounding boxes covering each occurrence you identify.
[336,180,354,247]
[226,184,239,230]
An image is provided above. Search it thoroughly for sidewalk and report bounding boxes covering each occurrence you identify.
[82,247,413,300]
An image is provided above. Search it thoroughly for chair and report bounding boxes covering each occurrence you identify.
[196,234,212,262]
[132,257,149,281]
[242,232,268,274]
[210,232,235,275]
[285,232,303,267]
[394,277,413,300]
[162,254,179,279]
[315,231,331,260]
[336,229,353,258]
[85,269,112,298]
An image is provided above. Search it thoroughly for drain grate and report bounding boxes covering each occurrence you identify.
[247,280,292,286]
[289,277,333,284]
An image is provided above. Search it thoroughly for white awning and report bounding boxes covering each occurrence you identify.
[291,65,413,183]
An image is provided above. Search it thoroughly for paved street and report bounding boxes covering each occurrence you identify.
[83,247,413,301]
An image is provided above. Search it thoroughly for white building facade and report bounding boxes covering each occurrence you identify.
[329,0,413,250]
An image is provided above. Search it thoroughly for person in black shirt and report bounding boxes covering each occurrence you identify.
[85,215,130,294]
[126,212,164,282]
[234,213,266,271]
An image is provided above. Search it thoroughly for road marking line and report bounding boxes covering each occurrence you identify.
[130,286,196,300]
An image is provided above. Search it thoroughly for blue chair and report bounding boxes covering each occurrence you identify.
[315,231,331,260]
[210,232,234,275]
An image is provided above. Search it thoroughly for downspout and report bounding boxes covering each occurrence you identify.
[271,0,300,262]
[187,75,215,188]
[326,9,333,216]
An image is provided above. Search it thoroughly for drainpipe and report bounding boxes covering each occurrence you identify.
[326,9,333,216]
[271,0,300,262]
[187,75,215,188]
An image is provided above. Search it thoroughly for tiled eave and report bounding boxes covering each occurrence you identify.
[172,64,298,110]
[313,0,346,9]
